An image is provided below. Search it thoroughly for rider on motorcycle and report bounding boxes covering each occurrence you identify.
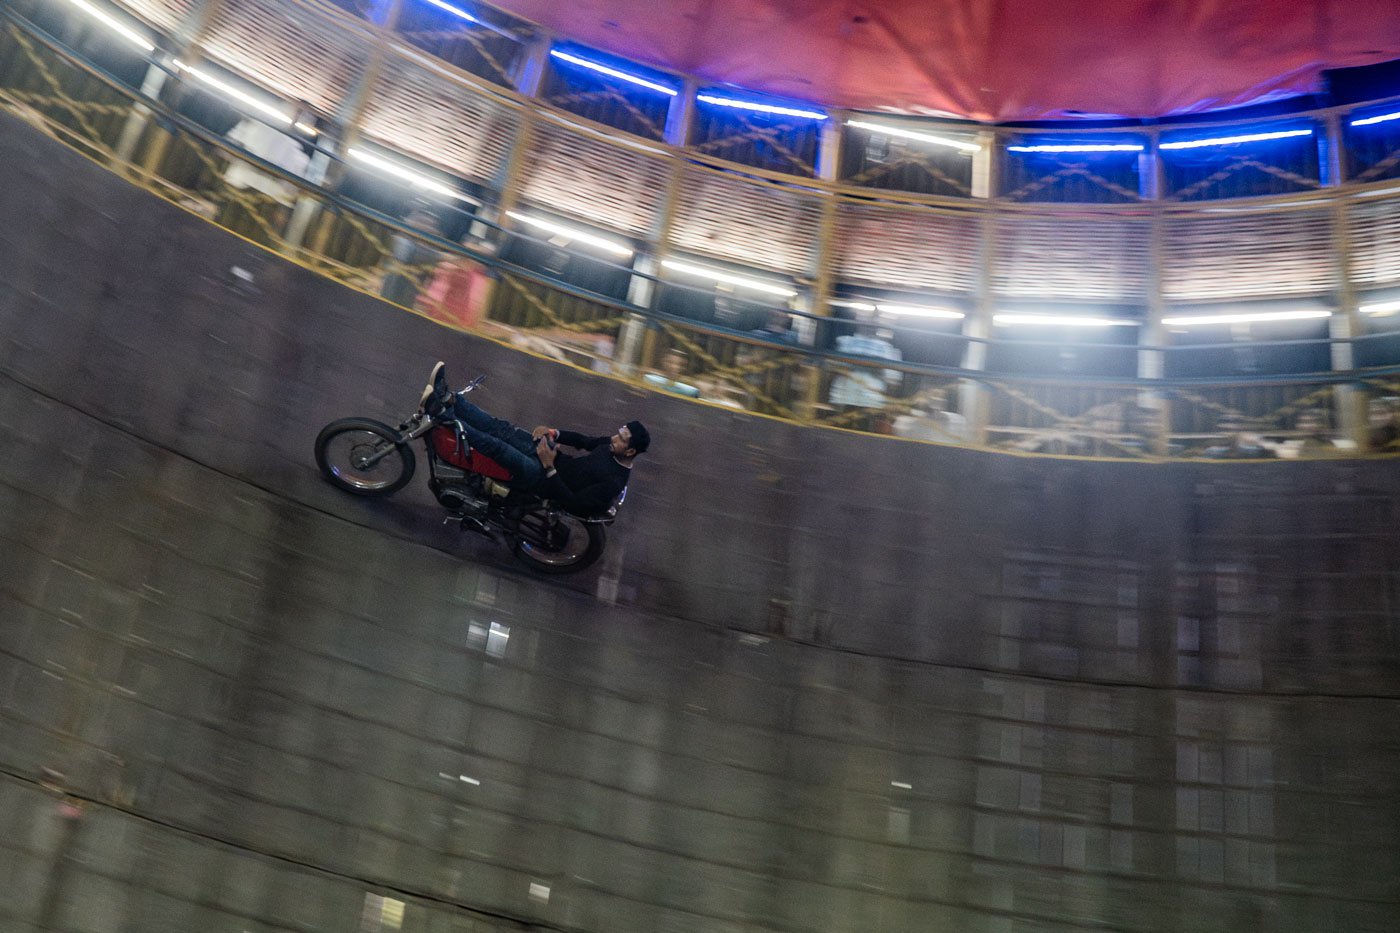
[423,362,650,517]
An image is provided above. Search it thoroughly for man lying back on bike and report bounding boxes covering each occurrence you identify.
[424,362,650,517]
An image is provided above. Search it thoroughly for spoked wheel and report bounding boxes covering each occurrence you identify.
[512,508,606,574]
[314,418,415,497]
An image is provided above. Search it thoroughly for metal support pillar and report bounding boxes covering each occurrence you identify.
[299,0,406,257]
[487,36,551,237]
[1137,132,1170,455]
[615,254,657,374]
[960,130,999,442]
[664,78,696,148]
[513,31,551,98]
[135,0,232,177]
[283,147,335,249]
[1325,113,1368,446]
[816,109,844,182]
[113,60,168,164]
[312,0,405,186]
[615,133,692,376]
[1137,131,1160,201]
[971,128,996,200]
[797,112,845,420]
[643,84,692,377]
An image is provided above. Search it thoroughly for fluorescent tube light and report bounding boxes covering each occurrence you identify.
[420,0,479,24]
[174,61,292,125]
[1161,309,1332,326]
[1007,143,1144,153]
[696,94,826,120]
[506,211,633,257]
[1361,300,1400,317]
[877,303,965,320]
[64,0,155,52]
[549,50,676,96]
[993,313,1138,327]
[1350,110,1400,128]
[1160,128,1312,150]
[661,259,796,297]
[846,120,979,152]
[829,299,878,312]
[347,148,474,202]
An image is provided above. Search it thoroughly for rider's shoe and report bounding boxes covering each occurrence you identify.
[420,361,449,414]
[434,362,452,403]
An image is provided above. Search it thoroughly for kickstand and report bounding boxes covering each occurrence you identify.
[454,514,491,536]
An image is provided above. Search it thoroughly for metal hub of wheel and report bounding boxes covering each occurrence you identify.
[520,515,589,565]
[326,432,402,490]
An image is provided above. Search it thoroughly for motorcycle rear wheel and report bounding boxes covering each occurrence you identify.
[315,418,415,497]
[512,511,606,574]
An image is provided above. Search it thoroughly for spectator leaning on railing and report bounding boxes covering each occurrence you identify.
[220,102,318,235]
[828,323,903,432]
[1368,397,1400,451]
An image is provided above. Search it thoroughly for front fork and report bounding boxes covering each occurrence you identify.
[360,414,434,469]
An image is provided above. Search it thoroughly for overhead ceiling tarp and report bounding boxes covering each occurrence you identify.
[491,0,1400,121]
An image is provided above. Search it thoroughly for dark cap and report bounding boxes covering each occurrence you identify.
[623,420,650,454]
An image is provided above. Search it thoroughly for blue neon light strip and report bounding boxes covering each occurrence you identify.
[1160,128,1312,150]
[696,94,826,120]
[549,50,677,96]
[1351,110,1400,127]
[1007,143,1144,153]
[420,0,479,23]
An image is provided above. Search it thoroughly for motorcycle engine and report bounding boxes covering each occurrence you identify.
[432,481,485,514]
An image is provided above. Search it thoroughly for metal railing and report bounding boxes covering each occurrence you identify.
[3,8,1400,461]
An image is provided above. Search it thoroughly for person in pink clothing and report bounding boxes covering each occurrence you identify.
[419,239,497,328]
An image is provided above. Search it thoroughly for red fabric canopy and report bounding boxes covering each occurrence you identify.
[493,0,1400,121]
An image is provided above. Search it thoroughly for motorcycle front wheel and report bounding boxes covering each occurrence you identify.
[314,418,415,497]
[512,510,606,574]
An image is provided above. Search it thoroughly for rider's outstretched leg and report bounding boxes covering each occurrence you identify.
[449,398,535,457]
[423,363,542,485]
[453,420,544,487]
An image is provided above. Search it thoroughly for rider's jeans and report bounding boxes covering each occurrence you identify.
[449,399,544,487]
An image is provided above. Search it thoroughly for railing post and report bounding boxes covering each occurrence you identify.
[817,109,843,182]
[512,30,551,98]
[113,61,169,163]
[1324,110,1369,447]
[615,132,690,376]
[664,77,696,147]
[486,33,551,241]
[312,0,406,177]
[960,129,999,444]
[1139,128,1171,456]
[299,0,406,257]
[134,0,232,176]
[1138,127,1161,201]
[613,254,656,375]
[971,127,995,199]
[802,110,845,422]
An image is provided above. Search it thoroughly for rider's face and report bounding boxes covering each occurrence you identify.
[610,426,633,457]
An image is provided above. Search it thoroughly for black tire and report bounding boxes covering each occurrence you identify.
[512,512,607,574]
[314,418,415,497]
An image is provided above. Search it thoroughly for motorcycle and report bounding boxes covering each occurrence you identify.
[314,375,617,574]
